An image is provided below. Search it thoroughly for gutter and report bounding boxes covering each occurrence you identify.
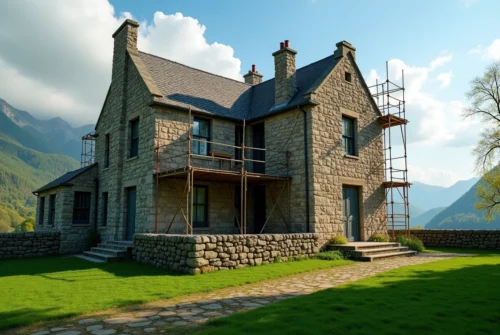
[298,105,310,233]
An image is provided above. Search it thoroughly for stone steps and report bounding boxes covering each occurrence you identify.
[75,240,133,263]
[328,242,417,262]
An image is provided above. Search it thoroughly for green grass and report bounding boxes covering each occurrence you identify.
[192,250,500,335]
[0,256,351,330]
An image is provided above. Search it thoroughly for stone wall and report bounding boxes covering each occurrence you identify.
[400,230,500,249]
[133,233,319,274]
[0,232,60,259]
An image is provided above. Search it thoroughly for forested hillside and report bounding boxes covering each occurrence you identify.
[0,134,79,232]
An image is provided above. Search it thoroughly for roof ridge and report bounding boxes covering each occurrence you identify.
[138,50,251,87]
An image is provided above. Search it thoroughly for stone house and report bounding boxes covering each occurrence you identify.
[34,19,387,254]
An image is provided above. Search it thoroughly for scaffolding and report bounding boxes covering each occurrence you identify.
[81,132,96,167]
[369,62,410,238]
[153,107,291,235]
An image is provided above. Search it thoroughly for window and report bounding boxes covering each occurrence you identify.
[102,192,108,226]
[235,125,243,162]
[104,134,110,168]
[73,192,92,225]
[192,186,208,228]
[345,72,352,82]
[234,185,241,228]
[129,119,139,158]
[342,116,356,156]
[38,197,45,226]
[193,118,210,156]
[48,194,56,226]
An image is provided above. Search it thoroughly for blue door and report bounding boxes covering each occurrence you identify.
[126,187,136,241]
[343,186,360,241]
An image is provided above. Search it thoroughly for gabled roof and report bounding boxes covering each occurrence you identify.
[33,163,97,194]
[138,52,341,121]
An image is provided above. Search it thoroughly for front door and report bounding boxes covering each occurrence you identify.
[343,186,360,241]
[126,187,136,241]
[253,185,266,233]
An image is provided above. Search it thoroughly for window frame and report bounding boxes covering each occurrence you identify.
[192,185,209,228]
[129,118,139,158]
[345,71,352,83]
[192,118,211,156]
[102,192,108,226]
[235,125,243,162]
[342,116,356,156]
[72,192,92,225]
[48,194,56,226]
[104,133,110,168]
[38,196,45,226]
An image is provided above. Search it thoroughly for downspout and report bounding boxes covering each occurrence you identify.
[298,106,310,233]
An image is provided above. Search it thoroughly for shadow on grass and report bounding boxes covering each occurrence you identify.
[0,256,189,278]
[191,255,500,335]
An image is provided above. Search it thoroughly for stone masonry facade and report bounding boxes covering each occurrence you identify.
[133,233,319,274]
[0,231,60,259]
[403,229,500,249]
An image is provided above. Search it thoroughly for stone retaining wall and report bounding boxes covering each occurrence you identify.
[133,233,319,274]
[0,231,60,259]
[390,230,500,249]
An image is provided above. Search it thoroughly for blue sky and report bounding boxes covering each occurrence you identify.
[0,0,499,186]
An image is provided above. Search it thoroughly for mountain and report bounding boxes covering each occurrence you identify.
[409,178,479,211]
[0,98,94,160]
[412,207,445,227]
[426,178,500,230]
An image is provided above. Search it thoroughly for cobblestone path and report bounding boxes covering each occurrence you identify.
[26,253,470,335]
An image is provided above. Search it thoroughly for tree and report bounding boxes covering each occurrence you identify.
[15,216,35,232]
[465,62,500,220]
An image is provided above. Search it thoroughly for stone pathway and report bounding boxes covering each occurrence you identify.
[25,253,471,335]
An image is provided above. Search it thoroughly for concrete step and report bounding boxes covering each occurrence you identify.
[106,240,134,248]
[358,250,417,262]
[91,247,125,257]
[98,243,129,251]
[328,242,400,251]
[74,254,106,263]
[356,246,410,256]
[82,250,120,262]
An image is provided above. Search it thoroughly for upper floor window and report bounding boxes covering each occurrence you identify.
[192,186,208,228]
[73,192,91,225]
[129,118,139,158]
[342,116,356,156]
[48,194,56,226]
[345,72,352,82]
[104,133,110,168]
[193,118,210,156]
[38,197,45,226]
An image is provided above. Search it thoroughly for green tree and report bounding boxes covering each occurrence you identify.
[15,216,35,232]
[464,62,500,220]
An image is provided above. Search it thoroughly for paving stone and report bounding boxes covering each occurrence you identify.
[148,315,161,320]
[104,317,147,325]
[173,321,188,326]
[56,332,81,335]
[153,321,167,326]
[91,330,116,335]
[31,331,50,335]
[51,328,67,332]
[143,328,156,333]
[79,318,98,325]
[200,303,222,310]
[158,311,176,317]
[127,321,152,328]
[86,325,104,331]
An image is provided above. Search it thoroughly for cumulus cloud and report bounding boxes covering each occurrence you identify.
[484,39,500,61]
[0,0,242,125]
[437,71,452,88]
[468,45,482,55]
[408,164,464,187]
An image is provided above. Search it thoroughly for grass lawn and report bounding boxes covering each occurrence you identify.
[0,256,351,330]
[192,250,500,335]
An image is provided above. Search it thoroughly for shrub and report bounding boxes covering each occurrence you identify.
[312,250,345,261]
[274,256,282,263]
[397,235,425,252]
[370,233,389,242]
[330,235,348,245]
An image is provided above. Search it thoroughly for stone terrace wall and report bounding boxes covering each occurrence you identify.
[0,231,60,259]
[392,230,500,249]
[133,233,319,274]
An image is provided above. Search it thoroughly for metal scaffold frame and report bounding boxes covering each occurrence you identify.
[369,62,410,238]
[81,132,96,167]
[153,107,291,235]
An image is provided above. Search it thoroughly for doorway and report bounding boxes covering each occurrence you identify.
[253,185,266,233]
[342,186,360,241]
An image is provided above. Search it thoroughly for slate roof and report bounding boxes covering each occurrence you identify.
[33,163,97,194]
[138,51,341,121]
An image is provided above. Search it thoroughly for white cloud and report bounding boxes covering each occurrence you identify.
[408,164,464,187]
[0,0,242,125]
[437,71,452,88]
[430,54,452,70]
[468,45,482,55]
[484,39,500,61]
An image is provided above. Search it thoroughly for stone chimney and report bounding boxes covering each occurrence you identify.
[243,64,264,85]
[111,19,139,79]
[334,40,356,60]
[272,40,297,105]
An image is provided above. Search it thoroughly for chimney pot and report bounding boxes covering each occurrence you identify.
[252,64,256,72]
[280,42,285,49]
[284,40,290,48]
